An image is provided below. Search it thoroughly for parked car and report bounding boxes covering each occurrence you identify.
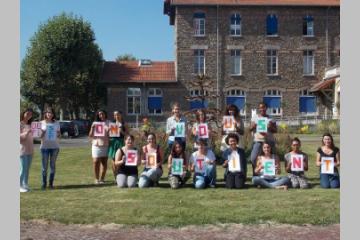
[59,121,79,138]
[72,120,90,136]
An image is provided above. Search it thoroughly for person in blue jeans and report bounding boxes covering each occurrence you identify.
[39,107,61,190]
[166,102,187,153]
[20,108,34,192]
[190,139,216,189]
[316,133,340,188]
[252,142,290,190]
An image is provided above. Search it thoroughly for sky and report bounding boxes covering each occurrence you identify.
[20,0,174,62]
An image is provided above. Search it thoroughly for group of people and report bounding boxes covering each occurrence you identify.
[20,102,340,192]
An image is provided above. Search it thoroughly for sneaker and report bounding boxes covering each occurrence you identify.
[209,184,216,188]
[99,180,105,184]
[94,179,100,185]
[41,185,46,190]
[20,187,28,193]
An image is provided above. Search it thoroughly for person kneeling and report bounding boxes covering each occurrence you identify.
[167,141,191,189]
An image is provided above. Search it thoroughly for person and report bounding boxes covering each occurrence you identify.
[284,137,309,189]
[20,108,34,192]
[89,110,109,185]
[166,102,187,151]
[39,107,61,190]
[114,135,140,188]
[252,142,290,189]
[138,133,163,188]
[222,133,247,189]
[191,109,212,151]
[250,102,277,175]
[220,104,244,152]
[190,139,216,189]
[316,133,340,188]
[167,141,191,189]
[108,110,127,180]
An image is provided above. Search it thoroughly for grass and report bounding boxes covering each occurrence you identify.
[20,139,340,227]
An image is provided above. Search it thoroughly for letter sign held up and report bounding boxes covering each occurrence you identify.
[198,123,209,139]
[291,154,304,171]
[31,122,42,138]
[223,116,235,132]
[321,157,334,174]
[125,150,138,166]
[46,124,57,141]
[228,151,241,172]
[263,159,276,176]
[171,158,184,175]
[94,122,105,137]
[146,153,157,169]
[108,123,120,137]
[174,122,185,138]
[195,158,206,173]
[256,117,268,133]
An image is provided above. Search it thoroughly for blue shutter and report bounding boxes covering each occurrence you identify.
[194,12,205,18]
[299,97,316,113]
[148,97,162,110]
[226,97,245,110]
[263,97,281,108]
[267,15,278,35]
[305,15,314,22]
[190,100,208,110]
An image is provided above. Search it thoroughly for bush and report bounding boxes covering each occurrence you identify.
[316,120,340,135]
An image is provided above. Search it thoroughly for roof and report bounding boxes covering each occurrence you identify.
[168,0,340,6]
[101,61,176,83]
[309,78,336,92]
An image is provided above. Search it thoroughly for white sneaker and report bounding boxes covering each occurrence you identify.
[23,184,30,191]
[20,187,28,193]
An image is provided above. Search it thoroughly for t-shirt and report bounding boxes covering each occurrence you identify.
[166,116,186,142]
[317,147,339,174]
[117,148,138,176]
[256,155,279,179]
[251,114,275,142]
[189,149,216,172]
[284,151,308,175]
[20,122,34,155]
[40,120,60,149]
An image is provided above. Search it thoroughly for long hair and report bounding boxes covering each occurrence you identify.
[42,107,56,122]
[259,141,274,156]
[95,110,107,122]
[322,133,336,150]
[171,141,186,159]
[20,108,34,124]
[224,104,240,117]
[195,109,207,123]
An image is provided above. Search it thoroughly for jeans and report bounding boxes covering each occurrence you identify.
[20,154,33,188]
[116,174,138,188]
[193,164,216,189]
[138,168,163,188]
[41,148,59,187]
[250,141,276,174]
[252,176,290,188]
[320,172,340,188]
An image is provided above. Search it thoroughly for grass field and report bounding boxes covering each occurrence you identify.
[20,138,340,227]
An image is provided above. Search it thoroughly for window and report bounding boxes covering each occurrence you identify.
[267,50,278,75]
[148,88,162,115]
[226,89,246,116]
[266,14,278,36]
[303,50,314,75]
[230,13,241,36]
[263,89,282,115]
[303,16,314,36]
[194,49,205,74]
[127,88,141,115]
[190,89,208,110]
[230,50,242,75]
[299,90,317,114]
[193,12,205,36]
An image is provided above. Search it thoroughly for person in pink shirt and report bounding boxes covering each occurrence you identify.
[20,108,34,192]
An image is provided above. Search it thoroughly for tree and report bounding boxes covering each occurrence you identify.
[21,12,105,119]
[116,53,137,62]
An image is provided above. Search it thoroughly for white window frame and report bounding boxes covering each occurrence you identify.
[303,50,315,75]
[230,50,242,75]
[299,89,318,116]
[267,49,278,75]
[127,88,141,115]
[148,88,163,116]
[264,89,282,116]
[230,13,241,36]
[226,89,246,116]
[194,49,205,75]
[194,17,205,36]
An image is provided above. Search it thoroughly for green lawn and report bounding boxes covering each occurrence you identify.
[20,140,340,227]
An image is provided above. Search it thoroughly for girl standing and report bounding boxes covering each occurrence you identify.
[20,108,34,192]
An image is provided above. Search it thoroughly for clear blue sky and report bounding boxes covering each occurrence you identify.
[20,0,174,62]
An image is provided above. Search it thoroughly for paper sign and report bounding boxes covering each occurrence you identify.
[291,154,304,171]
[93,122,105,137]
[125,150,138,166]
[194,158,206,173]
[256,117,268,133]
[108,123,120,137]
[321,157,334,174]
[172,158,184,175]
[45,124,57,141]
[174,122,185,138]
[198,123,209,139]
[263,159,276,176]
[228,151,241,172]
[223,116,235,132]
[31,122,42,138]
[146,153,157,169]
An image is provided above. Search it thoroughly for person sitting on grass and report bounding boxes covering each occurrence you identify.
[114,135,140,188]
[222,133,247,189]
[138,133,163,188]
[252,142,290,190]
[284,137,309,189]
[316,133,340,189]
[190,139,216,189]
[167,141,191,189]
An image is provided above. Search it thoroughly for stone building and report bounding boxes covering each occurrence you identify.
[163,0,340,119]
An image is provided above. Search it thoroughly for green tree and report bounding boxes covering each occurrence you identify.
[21,12,105,119]
[116,53,137,62]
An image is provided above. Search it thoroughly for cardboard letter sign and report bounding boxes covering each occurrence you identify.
[198,123,209,139]
[256,117,268,133]
[125,150,138,166]
[223,116,235,132]
[31,122,42,138]
[228,151,241,172]
[108,122,120,137]
[291,154,304,171]
[171,158,183,175]
[45,124,57,141]
[174,122,185,138]
[195,158,206,173]
[263,159,276,176]
[321,157,334,174]
[93,122,105,137]
[146,153,157,169]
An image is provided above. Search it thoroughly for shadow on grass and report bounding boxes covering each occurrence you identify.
[54,182,116,190]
